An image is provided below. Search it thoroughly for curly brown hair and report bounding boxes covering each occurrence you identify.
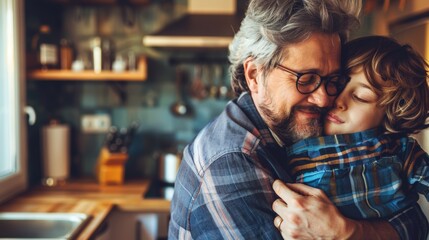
[343,35,429,134]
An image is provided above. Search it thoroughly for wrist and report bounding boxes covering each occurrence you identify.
[339,217,361,240]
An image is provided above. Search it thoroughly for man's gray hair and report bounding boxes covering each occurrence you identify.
[229,0,362,96]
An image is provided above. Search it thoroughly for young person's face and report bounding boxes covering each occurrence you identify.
[324,69,386,135]
[246,32,341,144]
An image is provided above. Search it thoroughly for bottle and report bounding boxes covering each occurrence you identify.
[60,38,73,70]
[102,39,113,71]
[38,25,58,70]
[128,51,136,71]
[90,37,102,73]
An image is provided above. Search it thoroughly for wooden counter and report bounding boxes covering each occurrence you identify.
[0,180,170,240]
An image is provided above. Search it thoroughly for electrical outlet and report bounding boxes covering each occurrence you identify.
[81,114,111,133]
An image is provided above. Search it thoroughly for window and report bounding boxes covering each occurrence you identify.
[0,0,27,203]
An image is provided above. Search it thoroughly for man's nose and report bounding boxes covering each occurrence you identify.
[307,84,332,107]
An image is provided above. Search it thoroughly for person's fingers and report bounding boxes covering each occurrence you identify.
[286,183,330,201]
[274,215,283,231]
[272,179,301,200]
[272,198,287,215]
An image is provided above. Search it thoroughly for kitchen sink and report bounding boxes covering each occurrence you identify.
[0,212,90,239]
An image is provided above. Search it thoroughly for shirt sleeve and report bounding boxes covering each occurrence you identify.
[388,203,429,240]
[403,138,429,200]
[188,152,283,239]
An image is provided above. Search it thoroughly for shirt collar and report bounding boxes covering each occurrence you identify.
[269,128,285,147]
[286,128,382,155]
[236,91,284,148]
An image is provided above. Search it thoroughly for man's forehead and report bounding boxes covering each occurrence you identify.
[279,33,341,73]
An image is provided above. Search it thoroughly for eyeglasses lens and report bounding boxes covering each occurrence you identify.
[297,73,321,94]
[326,76,341,95]
[326,76,349,96]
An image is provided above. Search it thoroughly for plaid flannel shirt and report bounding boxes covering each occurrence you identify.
[287,129,429,238]
[169,92,428,240]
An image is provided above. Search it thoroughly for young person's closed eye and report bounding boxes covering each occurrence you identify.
[352,92,377,103]
[352,84,379,103]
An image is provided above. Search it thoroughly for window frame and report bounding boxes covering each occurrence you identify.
[0,0,27,203]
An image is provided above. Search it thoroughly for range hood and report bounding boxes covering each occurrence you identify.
[142,0,243,48]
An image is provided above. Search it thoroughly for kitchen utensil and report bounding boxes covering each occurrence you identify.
[104,123,138,153]
[207,65,218,98]
[170,68,193,117]
[190,65,207,100]
[119,0,136,27]
[212,64,223,99]
[123,121,139,147]
[217,65,231,99]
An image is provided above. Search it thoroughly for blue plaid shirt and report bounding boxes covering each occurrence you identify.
[287,129,429,236]
[169,92,428,240]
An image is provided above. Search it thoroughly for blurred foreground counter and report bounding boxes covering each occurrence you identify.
[0,180,170,239]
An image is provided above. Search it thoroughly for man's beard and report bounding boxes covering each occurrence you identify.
[259,103,326,146]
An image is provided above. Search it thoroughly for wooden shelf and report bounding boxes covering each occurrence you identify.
[44,0,150,5]
[27,70,147,81]
[28,57,147,81]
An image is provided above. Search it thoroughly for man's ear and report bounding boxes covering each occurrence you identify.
[243,57,259,93]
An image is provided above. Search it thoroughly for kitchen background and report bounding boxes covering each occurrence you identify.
[24,0,429,188]
[26,0,248,184]
[1,0,426,239]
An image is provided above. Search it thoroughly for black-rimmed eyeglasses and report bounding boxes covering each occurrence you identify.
[275,63,350,96]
